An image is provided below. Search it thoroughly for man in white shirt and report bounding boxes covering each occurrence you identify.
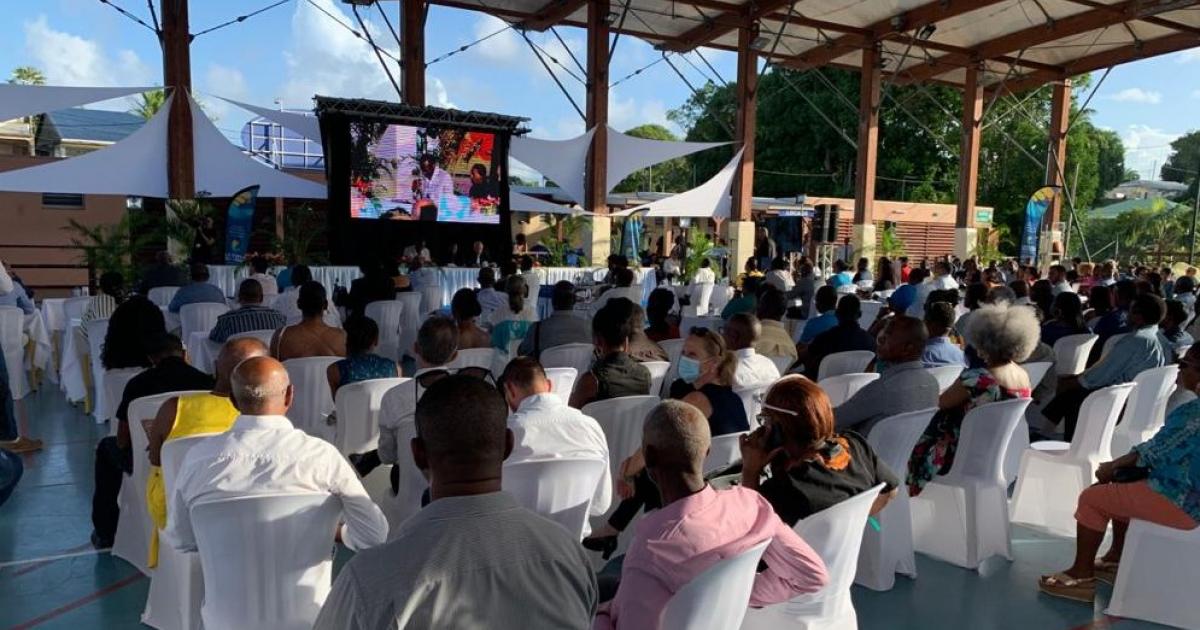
[476,267,506,323]
[247,257,279,300]
[415,154,454,208]
[909,261,958,319]
[163,356,387,554]
[764,257,795,293]
[377,317,458,469]
[692,258,716,285]
[1048,263,1073,295]
[499,357,611,520]
[722,313,781,390]
[518,255,541,305]
[591,267,640,315]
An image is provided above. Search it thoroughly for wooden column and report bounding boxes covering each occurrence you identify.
[585,0,611,262]
[728,26,759,271]
[401,0,426,106]
[1046,79,1072,226]
[161,0,194,200]
[852,44,882,260]
[955,66,984,258]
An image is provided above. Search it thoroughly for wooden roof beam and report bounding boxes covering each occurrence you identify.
[521,0,589,31]
[1059,0,1200,36]
[1000,31,1200,93]
[658,0,799,53]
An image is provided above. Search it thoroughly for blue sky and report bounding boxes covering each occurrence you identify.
[3,0,1197,185]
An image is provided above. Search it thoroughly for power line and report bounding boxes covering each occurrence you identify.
[303,0,401,64]
[611,54,669,87]
[351,3,403,100]
[192,0,293,38]
[97,0,157,33]
[427,23,514,65]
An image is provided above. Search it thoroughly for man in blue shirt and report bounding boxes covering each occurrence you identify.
[888,268,925,316]
[797,286,839,345]
[168,263,227,314]
[922,302,967,368]
[1088,279,1135,365]
[827,260,853,289]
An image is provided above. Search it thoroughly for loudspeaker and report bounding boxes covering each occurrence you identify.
[811,204,840,243]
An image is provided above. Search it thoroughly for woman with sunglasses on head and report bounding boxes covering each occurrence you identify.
[739,375,899,525]
[583,327,749,556]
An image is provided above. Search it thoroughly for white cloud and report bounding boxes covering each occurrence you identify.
[470,15,521,64]
[278,0,402,107]
[200,64,249,125]
[426,76,456,109]
[1108,88,1162,104]
[1176,49,1200,64]
[608,89,678,135]
[1121,124,1181,180]
[22,15,155,110]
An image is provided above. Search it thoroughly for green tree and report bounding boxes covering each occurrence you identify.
[1094,128,1126,194]
[1161,130,1200,200]
[1123,168,1140,182]
[612,124,693,193]
[129,89,167,120]
[8,66,45,85]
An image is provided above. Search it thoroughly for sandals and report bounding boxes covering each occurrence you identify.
[1093,559,1120,585]
[1039,572,1096,603]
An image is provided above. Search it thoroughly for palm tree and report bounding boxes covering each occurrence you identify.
[129,90,167,120]
[8,66,45,85]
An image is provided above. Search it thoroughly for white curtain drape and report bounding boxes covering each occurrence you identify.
[604,126,728,193]
[612,149,744,219]
[0,84,156,121]
[510,128,594,209]
[217,97,322,143]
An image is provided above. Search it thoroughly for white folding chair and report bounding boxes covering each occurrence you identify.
[541,342,594,377]
[686,283,715,316]
[395,292,422,361]
[387,417,427,534]
[282,357,341,442]
[142,433,218,630]
[1101,332,1130,360]
[818,373,879,407]
[1106,519,1200,629]
[543,367,578,399]
[925,365,963,394]
[365,300,405,362]
[1111,365,1178,457]
[190,493,342,630]
[148,286,180,308]
[857,301,883,331]
[447,347,496,373]
[660,337,686,389]
[333,377,409,456]
[735,384,769,427]
[1001,361,1056,483]
[419,284,443,321]
[102,367,144,432]
[703,431,748,474]
[84,318,111,423]
[0,306,30,398]
[582,395,660,517]
[742,485,885,630]
[817,350,875,381]
[1052,333,1098,376]
[662,540,769,630]
[63,295,90,322]
[179,303,229,346]
[1010,383,1136,537]
[1021,361,1053,387]
[766,354,794,375]
[855,409,937,591]
[641,360,670,398]
[911,398,1031,570]
[501,458,608,540]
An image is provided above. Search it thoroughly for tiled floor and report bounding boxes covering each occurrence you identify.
[0,386,1175,629]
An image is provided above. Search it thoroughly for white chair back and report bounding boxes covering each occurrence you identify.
[703,431,748,474]
[817,350,875,381]
[1068,382,1136,460]
[858,300,883,330]
[544,367,578,399]
[179,302,229,343]
[1112,365,1178,456]
[148,286,180,308]
[766,354,794,375]
[84,318,110,421]
[228,329,277,347]
[501,457,608,540]
[948,399,1031,483]
[1101,332,1130,359]
[333,377,409,455]
[447,347,496,372]
[735,385,769,427]
[1106,519,1200,629]
[818,373,879,407]
[582,395,660,499]
[641,360,670,398]
[395,292,423,361]
[282,357,341,441]
[925,365,963,394]
[541,343,594,377]
[63,295,90,322]
[419,285,443,319]
[1052,333,1098,375]
[101,367,144,429]
[0,307,29,397]
[660,337,686,389]
[1020,361,1053,387]
[365,300,404,362]
[191,493,341,630]
[662,540,769,630]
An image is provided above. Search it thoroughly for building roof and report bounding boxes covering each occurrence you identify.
[43,108,143,143]
[1114,179,1190,193]
[1089,197,1186,219]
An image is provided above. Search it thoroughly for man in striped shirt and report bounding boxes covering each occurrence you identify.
[208,279,285,343]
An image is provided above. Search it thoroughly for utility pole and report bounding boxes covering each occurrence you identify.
[1191,151,1200,264]
[161,0,194,200]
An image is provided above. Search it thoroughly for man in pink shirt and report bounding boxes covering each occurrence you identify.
[594,400,829,630]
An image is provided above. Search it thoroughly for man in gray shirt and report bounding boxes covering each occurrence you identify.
[314,375,597,630]
[834,316,940,434]
[518,280,591,358]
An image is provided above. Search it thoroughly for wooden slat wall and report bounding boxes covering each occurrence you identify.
[825,218,956,262]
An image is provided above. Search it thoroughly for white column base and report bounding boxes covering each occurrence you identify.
[727,220,756,277]
[852,223,877,263]
[585,215,612,266]
[955,227,978,260]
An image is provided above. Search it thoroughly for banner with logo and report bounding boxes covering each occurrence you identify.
[1019,186,1058,264]
[223,185,259,264]
[621,215,644,262]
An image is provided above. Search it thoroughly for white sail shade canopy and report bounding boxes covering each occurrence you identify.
[612,148,743,219]
[0,84,157,122]
[218,96,322,143]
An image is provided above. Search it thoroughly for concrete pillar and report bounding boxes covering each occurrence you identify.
[728,25,758,271]
[584,0,611,264]
[852,45,881,262]
[956,66,984,259]
[401,0,425,106]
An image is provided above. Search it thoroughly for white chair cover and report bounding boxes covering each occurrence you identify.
[282,357,340,442]
[925,365,963,394]
[817,373,879,408]
[179,303,229,346]
[1111,365,1178,457]
[660,337,686,389]
[734,384,769,427]
[543,367,578,399]
[742,484,885,630]
[84,318,110,423]
[190,493,342,630]
[1001,361,1056,481]
[1101,332,1130,360]
[501,457,608,540]
[766,354,794,375]
[703,431,748,474]
[911,398,1030,570]
[663,540,769,630]
[1021,361,1053,387]
[641,360,670,398]
[148,286,180,308]
[1106,519,1200,629]
[855,409,936,591]
[1052,333,1098,376]
[541,343,595,377]
[447,347,496,372]
[689,283,715,315]
[419,284,443,321]
[0,307,29,398]
[857,301,883,331]
[1010,383,1136,536]
[227,329,277,347]
[395,293,423,361]
[63,295,90,322]
[386,418,426,534]
[365,300,405,362]
[581,395,660,516]
[333,377,409,455]
[816,350,875,381]
[102,368,144,433]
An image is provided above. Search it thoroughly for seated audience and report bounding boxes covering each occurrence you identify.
[644,287,680,343]
[723,312,780,390]
[90,333,213,548]
[737,257,764,290]
[147,337,269,566]
[315,376,596,629]
[327,315,399,397]
[489,275,538,352]
[207,279,285,343]
[164,356,387,558]
[270,282,346,361]
[1038,344,1200,604]
[722,276,761,320]
[500,357,612,521]
[908,303,1036,495]
[137,251,186,294]
[342,260,397,319]
[377,317,458,471]
[272,264,337,325]
[953,283,988,338]
[1048,264,1073,296]
[102,296,168,370]
[888,268,924,316]
[794,263,817,319]
[1044,293,1167,441]
[1088,280,1136,365]
[1084,284,1113,329]
[247,256,279,299]
[168,262,226,314]
[1159,299,1194,360]
[755,287,798,362]
[798,285,839,345]
[450,287,493,350]
[835,316,940,434]
[592,267,641,314]
[1174,275,1196,319]
[765,257,795,293]
[922,302,967,368]
[742,376,900,524]
[569,298,652,409]
[1041,292,1089,348]
[81,272,126,344]
[595,401,829,629]
[909,261,957,319]
[627,304,669,363]
[802,295,877,380]
[827,259,853,289]
[519,281,590,358]
[474,267,506,322]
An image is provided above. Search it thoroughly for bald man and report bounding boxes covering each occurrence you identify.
[722,312,780,390]
[596,401,828,629]
[833,315,940,434]
[163,356,387,559]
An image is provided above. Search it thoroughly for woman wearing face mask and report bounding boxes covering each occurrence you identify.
[583,327,749,556]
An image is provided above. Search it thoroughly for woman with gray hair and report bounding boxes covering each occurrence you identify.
[907,302,1036,494]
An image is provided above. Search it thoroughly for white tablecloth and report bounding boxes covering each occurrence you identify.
[40,298,68,333]
[207,265,363,298]
[59,319,86,403]
[23,311,52,378]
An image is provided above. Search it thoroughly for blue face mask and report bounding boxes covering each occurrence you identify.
[678,356,702,383]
